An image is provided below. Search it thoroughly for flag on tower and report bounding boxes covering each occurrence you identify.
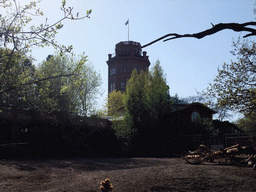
[125,19,129,25]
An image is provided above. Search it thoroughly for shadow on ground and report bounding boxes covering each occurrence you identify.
[0,157,175,172]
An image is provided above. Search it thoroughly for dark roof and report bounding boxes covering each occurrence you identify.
[170,103,188,112]
[173,102,217,114]
[212,120,245,134]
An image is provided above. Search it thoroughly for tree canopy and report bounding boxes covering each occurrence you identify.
[112,60,173,154]
[205,39,256,120]
[0,49,102,121]
[106,90,125,116]
[125,60,172,127]
[35,52,102,117]
[0,47,35,110]
[0,0,91,96]
[236,117,256,135]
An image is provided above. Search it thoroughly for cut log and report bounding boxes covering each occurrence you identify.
[224,144,240,151]
[183,143,256,168]
[226,148,239,154]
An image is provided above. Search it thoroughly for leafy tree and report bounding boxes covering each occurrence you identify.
[0,47,37,141]
[76,59,102,116]
[106,90,125,116]
[0,48,35,110]
[125,60,171,126]
[106,60,172,155]
[236,117,256,135]
[111,117,137,154]
[121,60,172,154]
[147,60,173,119]
[204,39,256,119]
[35,52,102,119]
[0,0,92,96]
[125,69,150,129]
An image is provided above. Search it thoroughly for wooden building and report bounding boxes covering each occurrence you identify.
[160,102,217,135]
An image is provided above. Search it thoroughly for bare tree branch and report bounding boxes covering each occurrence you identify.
[142,22,256,48]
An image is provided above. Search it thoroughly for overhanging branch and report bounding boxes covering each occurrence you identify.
[142,22,256,48]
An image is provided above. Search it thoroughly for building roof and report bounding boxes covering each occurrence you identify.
[177,102,217,114]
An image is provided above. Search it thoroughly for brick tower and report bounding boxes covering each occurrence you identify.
[106,41,150,93]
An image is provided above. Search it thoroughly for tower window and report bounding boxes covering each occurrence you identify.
[110,68,116,76]
[113,82,115,91]
[123,65,130,72]
[110,82,116,92]
[121,82,125,92]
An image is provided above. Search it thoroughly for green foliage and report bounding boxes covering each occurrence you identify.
[236,117,256,135]
[147,60,172,118]
[205,39,256,117]
[107,90,126,116]
[0,48,35,109]
[111,116,138,153]
[125,69,149,128]
[193,117,218,136]
[125,60,171,126]
[0,0,92,99]
[115,60,172,154]
[35,52,102,118]
[105,60,172,154]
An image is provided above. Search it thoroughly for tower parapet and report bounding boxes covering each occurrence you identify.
[107,41,150,93]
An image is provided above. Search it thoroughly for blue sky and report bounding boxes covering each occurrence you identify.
[19,0,255,119]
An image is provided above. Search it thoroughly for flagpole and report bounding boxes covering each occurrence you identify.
[128,19,129,41]
[125,19,129,41]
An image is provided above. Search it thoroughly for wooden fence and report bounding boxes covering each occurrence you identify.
[225,133,256,147]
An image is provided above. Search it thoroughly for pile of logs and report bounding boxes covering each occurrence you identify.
[183,143,256,169]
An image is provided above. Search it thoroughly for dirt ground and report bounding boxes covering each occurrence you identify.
[0,157,256,192]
